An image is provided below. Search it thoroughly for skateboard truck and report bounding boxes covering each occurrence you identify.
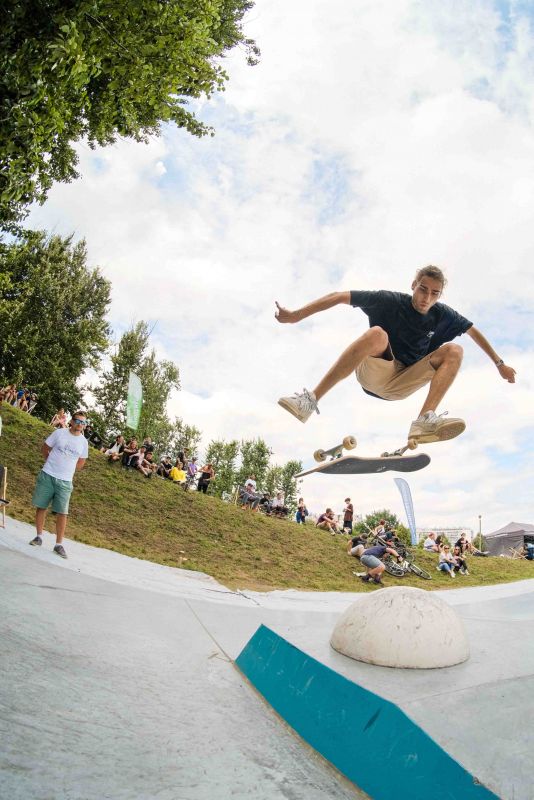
[381,439,418,458]
[314,435,357,463]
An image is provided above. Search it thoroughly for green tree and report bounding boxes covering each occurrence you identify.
[0,230,110,419]
[354,509,411,546]
[90,321,180,449]
[167,418,203,463]
[1,0,259,229]
[264,465,283,497]
[235,438,272,490]
[279,460,303,515]
[204,439,239,497]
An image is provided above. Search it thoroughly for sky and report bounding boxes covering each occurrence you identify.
[27,0,534,535]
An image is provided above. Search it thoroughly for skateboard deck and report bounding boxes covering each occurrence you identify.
[296,452,430,478]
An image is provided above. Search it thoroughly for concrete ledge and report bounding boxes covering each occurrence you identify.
[236,625,499,800]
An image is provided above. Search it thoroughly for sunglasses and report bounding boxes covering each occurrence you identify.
[72,418,87,425]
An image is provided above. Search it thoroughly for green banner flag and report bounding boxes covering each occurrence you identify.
[126,372,143,430]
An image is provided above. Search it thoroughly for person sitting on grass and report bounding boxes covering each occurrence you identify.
[353,540,401,586]
[455,532,489,557]
[129,446,146,471]
[169,460,187,485]
[121,438,138,468]
[452,545,469,575]
[141,450,157,477]
[0,384,17,405]
[103,434,125,462]
[239,475,261,510]
[50,408,68,429]
[316,508,339,534]
[157,455,173,479]
[438,545,457,578]
[423,532,440,552]
[271,491,289,518]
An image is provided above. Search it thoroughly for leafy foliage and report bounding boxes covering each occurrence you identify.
[1,0,259,229]
[0,230,111,419]
[90,321,180,450]
[235,438,272,489]
[204,439,240,497]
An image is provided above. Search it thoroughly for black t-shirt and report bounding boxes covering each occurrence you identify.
[350,290,472,366]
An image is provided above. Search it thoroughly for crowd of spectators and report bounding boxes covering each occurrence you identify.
[98,432,210,489]
[422,530,489,576]
[0,384,38,413]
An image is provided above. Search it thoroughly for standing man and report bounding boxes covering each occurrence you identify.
[342,497,354,535]
[29,411,89,559]
[276,266,516,443]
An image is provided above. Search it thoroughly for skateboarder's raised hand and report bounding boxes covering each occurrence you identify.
[275,292,351,324]
[466,327,517,383]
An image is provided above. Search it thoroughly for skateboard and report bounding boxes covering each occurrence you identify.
[296,435,430,478]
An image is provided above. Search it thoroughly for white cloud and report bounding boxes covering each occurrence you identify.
[28,0,534,534]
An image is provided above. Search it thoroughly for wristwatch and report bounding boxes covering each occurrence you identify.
[495,359,504,367]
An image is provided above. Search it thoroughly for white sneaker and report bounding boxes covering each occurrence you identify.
[408,410,465,444]
[450,570,455,578]
[278,388,319,423]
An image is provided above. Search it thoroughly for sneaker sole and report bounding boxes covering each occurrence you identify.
[277,398,307,423]
[54,549,67,559]
[29,540,42,546]
[410,420,466,444]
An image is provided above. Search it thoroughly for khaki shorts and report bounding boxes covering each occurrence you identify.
[356,353,436,401]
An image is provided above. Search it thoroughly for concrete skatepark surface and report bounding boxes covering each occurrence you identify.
[1,515,533,799]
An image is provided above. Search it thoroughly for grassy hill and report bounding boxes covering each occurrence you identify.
[1,403,532,592]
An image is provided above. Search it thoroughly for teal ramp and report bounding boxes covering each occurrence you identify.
[236,625,499,800]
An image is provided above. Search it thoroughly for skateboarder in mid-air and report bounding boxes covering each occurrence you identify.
[276,266,516,444]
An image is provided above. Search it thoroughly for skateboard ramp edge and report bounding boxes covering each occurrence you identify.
[235,625,498,800]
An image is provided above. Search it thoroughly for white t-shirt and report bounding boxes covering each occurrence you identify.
[423,537,436,551]
[43,428,89,482]
[245,479,257,492]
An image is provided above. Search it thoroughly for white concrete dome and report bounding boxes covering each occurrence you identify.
[330,586,469,669]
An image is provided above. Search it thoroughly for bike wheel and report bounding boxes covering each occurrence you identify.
[408,562,432,580]
[384,561,406,577]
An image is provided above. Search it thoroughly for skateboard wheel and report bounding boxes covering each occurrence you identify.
[343,435,357,450]
[314,449,327,462]
[407,438,418,450]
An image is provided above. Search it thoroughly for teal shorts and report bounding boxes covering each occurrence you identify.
[32,470,73,515]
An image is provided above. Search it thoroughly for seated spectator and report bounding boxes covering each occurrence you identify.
[356,540,401,586]
[157,455,173,479]
[271,491,289,517]
[0,384,17,405]
[524,542,534,561]
[296,497,308,524]
[121,438,139,467]
[83,422,103,449]
[452,545,469,575]
[129,445,146,470]
[438,545,457,578]
[374,519,387,537]
[423,532,440,552]
[14,386,27,408]
[197,463,215,494]
[435,535,446,551]
[316,508,339,534]
[169,460,187,485]
[258,492,272,514]
[455,532,489,556]
[104,434,125,462]
[142,436,155,454]
[138,450,157,478]
[239,475,261,510]
[18,388,31,412]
